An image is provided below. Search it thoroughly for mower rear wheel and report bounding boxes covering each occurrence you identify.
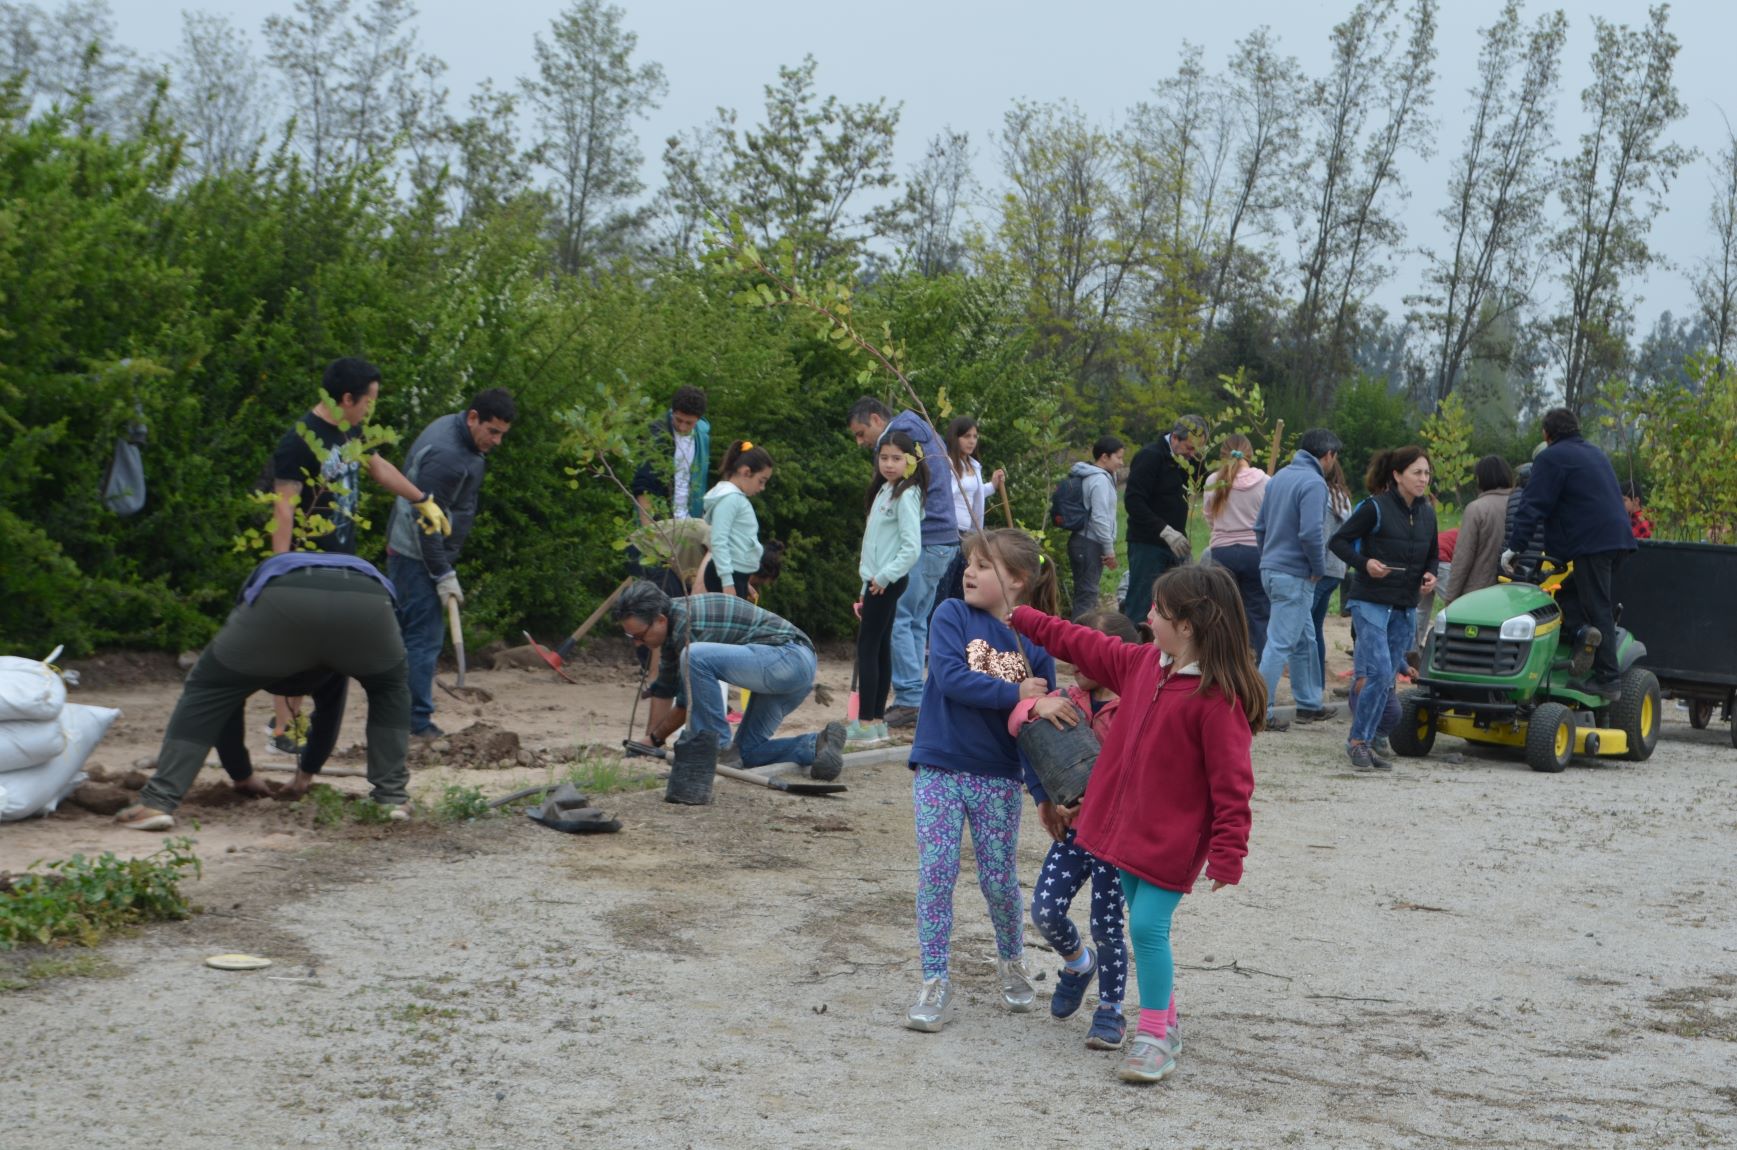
[1610,669,1661,762]
[1389,691,1436,757]
[1525,702,1575,773]
[1688,700,1713,730]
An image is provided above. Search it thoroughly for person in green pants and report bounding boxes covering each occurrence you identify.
[115,554,414,831]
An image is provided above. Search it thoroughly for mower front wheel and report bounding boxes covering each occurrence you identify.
[1389,691,1436,757]
[1688,699,1713,730]
[1525,702,1575,773]
[1611,668,1661,762]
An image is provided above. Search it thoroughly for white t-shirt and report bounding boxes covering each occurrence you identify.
[672,432,695,520]
[950,457,987,535]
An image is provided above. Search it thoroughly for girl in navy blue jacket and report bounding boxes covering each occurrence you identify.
[903,529,1059,1033]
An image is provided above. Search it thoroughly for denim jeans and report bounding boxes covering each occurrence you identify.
[1258,569,1323,716]
[1347,600,1415,745]
[388,553,444,734]
[1121,540,1180,624]
[892,542,958,708]
[1311,576,1342,688]
[1066,533,1107,619]
[683,641,819,767]
[1211,544,1269,655]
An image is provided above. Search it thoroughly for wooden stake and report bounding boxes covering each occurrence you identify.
[1267,419,1286,475]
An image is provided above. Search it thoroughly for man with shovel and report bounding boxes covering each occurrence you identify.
[613,581,846,781]
[386,388,516,738]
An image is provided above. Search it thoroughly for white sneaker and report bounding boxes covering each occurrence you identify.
[998,955,1037,1012]
[905,977,954,1032]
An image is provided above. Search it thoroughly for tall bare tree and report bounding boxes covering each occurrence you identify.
[1548,4,1690,411]
[1693,122,1737,376]
[1,0,155,132]
[1292,0,1438,405]
[895,128,974,277]
[521,0,666,273]
[1413,0,1566,408]
[169,11,270,180]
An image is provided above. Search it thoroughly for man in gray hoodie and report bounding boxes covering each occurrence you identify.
[1253,428,1341,731]
[1067,436,1124,619]
[386,389,516,737]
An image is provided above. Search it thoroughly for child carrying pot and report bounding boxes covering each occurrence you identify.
[1006,608,1143,1051]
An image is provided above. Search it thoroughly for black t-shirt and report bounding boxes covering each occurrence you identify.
[272,413,366,554]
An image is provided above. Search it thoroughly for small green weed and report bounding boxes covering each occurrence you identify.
[565,758,660,795]
[435,785,493,822]
[0,838,202,950]
[351,798,394,825]
[295,784,399,826]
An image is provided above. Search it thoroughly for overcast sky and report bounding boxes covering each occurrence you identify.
[109,0,1736,331]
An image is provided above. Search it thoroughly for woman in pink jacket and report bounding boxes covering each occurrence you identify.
[1204,434,1270,654]
[1010,564,1262,1086]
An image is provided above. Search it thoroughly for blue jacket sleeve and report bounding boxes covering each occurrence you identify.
[1087,471,1117,547]
[1508,456,1562,552]
[926,601,1023,711]
[1296,480,1328,577]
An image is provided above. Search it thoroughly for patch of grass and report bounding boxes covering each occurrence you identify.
[435,785,493,822]
[0,837,201,950]
[350,798,394,825]
[565,758,661,795]
[294,784,399,826]
[1648,976,1737,1042]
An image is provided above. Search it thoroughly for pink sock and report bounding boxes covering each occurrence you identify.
[1136,1009,1167,1041]
[1167,992,1179,1031]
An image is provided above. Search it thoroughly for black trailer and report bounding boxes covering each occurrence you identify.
[1613,540,1737,749]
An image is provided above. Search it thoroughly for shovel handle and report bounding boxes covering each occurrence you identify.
[446,597,466,688]
[557,576,635,661]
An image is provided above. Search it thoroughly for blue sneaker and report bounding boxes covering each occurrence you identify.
[1049,946,1096,1019]
[1085,1005,1126,1050]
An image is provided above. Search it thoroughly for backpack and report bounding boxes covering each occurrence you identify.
[1348,495,1382,555]
[1049,474,1089,532]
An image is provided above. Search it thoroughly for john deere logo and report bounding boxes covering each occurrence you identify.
[1464,625,1479,638]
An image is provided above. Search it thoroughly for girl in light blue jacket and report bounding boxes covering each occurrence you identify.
[701,441,773,597]
[853,431,927,743]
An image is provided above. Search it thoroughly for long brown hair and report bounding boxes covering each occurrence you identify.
[944,416,979,476]
[1204,434,1254,520]
[865,429,930,513]
[720,439,773,477]
[1364,445,1427,496]
[1322,452,1352,516]
[965,528,1060,617]
[1151,565,1267,730]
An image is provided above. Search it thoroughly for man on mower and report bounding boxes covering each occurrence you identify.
[1503,407,1635,700]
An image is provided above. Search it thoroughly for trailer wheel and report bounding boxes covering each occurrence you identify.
[1688,700,1713,730]
[1610,669,1661,762]
[1389,691,1436,757]
[1526,703,1575,773]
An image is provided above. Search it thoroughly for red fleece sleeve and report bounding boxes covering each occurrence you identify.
[1199,696,1255,885]
[1009,606,1148,695]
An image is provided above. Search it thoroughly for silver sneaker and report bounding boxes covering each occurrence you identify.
[905,977,954,1032]
[1118,1031,1179,1083]
[998,955,1037,1012]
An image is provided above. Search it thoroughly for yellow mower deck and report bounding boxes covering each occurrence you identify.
[1434,712,1631,757]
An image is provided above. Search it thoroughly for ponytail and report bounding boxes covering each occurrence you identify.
[1205,434,1252,520]
[721,439,773,477]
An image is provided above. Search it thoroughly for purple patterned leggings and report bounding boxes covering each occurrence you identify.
[912,766,1025,980]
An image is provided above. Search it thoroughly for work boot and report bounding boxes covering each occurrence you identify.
[1569,626,1603,679]
[1366,742,1394,771]
[885,705,919,729]
[1347,743,1377,772]
[809,721,846,782]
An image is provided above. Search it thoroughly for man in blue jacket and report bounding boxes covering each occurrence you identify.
[848,397,957,727]
[1505,407,1636,699]
[1254,428,1342,730]
[386,388,516,737]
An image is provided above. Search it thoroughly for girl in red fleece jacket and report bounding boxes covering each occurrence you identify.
[1009,564,1263,1085]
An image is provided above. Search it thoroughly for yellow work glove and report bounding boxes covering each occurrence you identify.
[412,496,452,536]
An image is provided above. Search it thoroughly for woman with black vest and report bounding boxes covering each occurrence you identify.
[1330,446,1439,771]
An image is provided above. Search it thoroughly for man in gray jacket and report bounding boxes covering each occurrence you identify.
[386,389,516,737]
[1067,435,1123,619]
[1253,428,1341,731]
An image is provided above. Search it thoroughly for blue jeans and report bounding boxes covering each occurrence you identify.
[1311,576,1342,688]
[1347,600,1415,745]
[1258,569,1323,716]
[683,641,819,767]
[892,542,957,708]
[1211,544,1269,655]
[388,553,444,734]
[1121,540,1179,624]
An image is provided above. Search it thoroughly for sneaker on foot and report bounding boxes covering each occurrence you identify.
[1085,1005,1126,1050]
[115,804,174,832]
[885,705,919,729]
[999,955,1037,1012]
[905,977,954,1032]
[411,723,445,740]
[1367,743,1395,771]
[810,721,846,781]
[386,804,410,822]
[843,720,879,749]
[1347,743,1377,772]
[717,742,743,769]
[1118,1032,1178,1083]
[1264,716,1291,733]
[1295,705,1338,722]
[1050,947,1097,1019]
[267,731,302,755]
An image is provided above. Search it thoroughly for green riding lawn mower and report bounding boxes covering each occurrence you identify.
[1390,559,1661,772]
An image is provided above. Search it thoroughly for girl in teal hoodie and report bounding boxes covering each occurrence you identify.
[852,431,927,743]
[702,441,772,597]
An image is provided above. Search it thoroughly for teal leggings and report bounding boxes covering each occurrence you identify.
[1119,871,1183,1030]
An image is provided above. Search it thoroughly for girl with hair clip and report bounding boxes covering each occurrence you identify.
[1009,564,1261,1084]
[850,431,928,746]
[1204,433,1270,653]
[702,441,773,597]
[904,529,1059,1034]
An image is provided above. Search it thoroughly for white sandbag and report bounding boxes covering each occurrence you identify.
[0,704,119,822]
[0,655,67,722]
[0,718,69,773]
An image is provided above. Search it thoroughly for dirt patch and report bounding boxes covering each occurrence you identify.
[1649,974,1737,1041]
[59,649,184,688]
